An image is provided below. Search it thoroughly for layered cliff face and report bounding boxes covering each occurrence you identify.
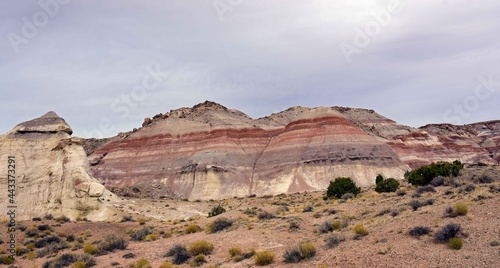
[85,101,499,200]
[0,112,118,221]
[86,102,401,200]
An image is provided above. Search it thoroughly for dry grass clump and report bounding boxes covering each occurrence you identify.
[188,240,214,255]
[353,223,369,236]
[254,250,275,266]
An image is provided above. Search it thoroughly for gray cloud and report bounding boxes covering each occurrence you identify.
[1,0,499,137]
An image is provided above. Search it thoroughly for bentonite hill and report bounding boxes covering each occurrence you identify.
[84,101,499,200]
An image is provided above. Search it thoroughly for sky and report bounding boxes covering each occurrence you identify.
[1,0,499,138]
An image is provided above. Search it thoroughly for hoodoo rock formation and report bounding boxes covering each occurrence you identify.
[85,101,498,200]
[0,112,118,221]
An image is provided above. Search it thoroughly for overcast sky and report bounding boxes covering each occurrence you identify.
[1,0,499,138]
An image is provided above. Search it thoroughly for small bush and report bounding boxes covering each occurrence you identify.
[326,177,361,199]
[453,202,468,216]
[72,262,87,268]
[43,253,93,268]
[207,217,233,233]
[464,184,476,192]
[289,221,300,232]
[477,174,494,184]
[131,227,154,241]
[408,226,431,238]
[325,234,345,248]
[410,199,434,211]
[254,250,275,266]
[430,176,445,187]
[283,242,316,263]
[302,205,314,212]
[341,193,355,201]
[56,216,70,223]
[331,220,347,231]
[98,234,128,253]
[83,244,99,255]
[188,240,214,255]
[283,248,302,263]
[185,224,202,234]
[120,215,134,222]
[158,262,175,268]
[137,218,147,225]
[318,220,334,234]
[44,214,54,220]
[375,176,400,193]
[143,234,158,242]
[416,185,436,195]
[1,256,14,265]
[165,244,190,265]
[489,240,500,247]
[208,204,226,217]
[190,254,206,267]
[33,217,42,221]
[229,247,243,258]
[25,226,39,237]
[448,237,463,250]
[396,189,406,196]
[434,223,461,243]
[298,242,316,260]
[353,223,369,236]
[134,258,151,268]
[258,211,275,220]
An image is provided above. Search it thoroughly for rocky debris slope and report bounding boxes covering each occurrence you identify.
[0,112,119,221]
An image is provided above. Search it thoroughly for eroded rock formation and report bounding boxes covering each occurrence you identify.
[0,112,118,221]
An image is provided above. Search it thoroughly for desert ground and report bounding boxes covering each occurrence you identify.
[1,166,499,268]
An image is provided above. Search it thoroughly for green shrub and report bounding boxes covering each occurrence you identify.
[208,204,226,217]
[406,160,463,186]
[134,258,151,268]
[326,177,361,199]
[353,223,369,236]
[188,240,214,255]
[254,250,275,266]
[375,176,400,193]
[206,217,233,233]
[448,237,463,250]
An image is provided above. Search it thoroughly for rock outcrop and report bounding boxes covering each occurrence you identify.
[0,112,118,221]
